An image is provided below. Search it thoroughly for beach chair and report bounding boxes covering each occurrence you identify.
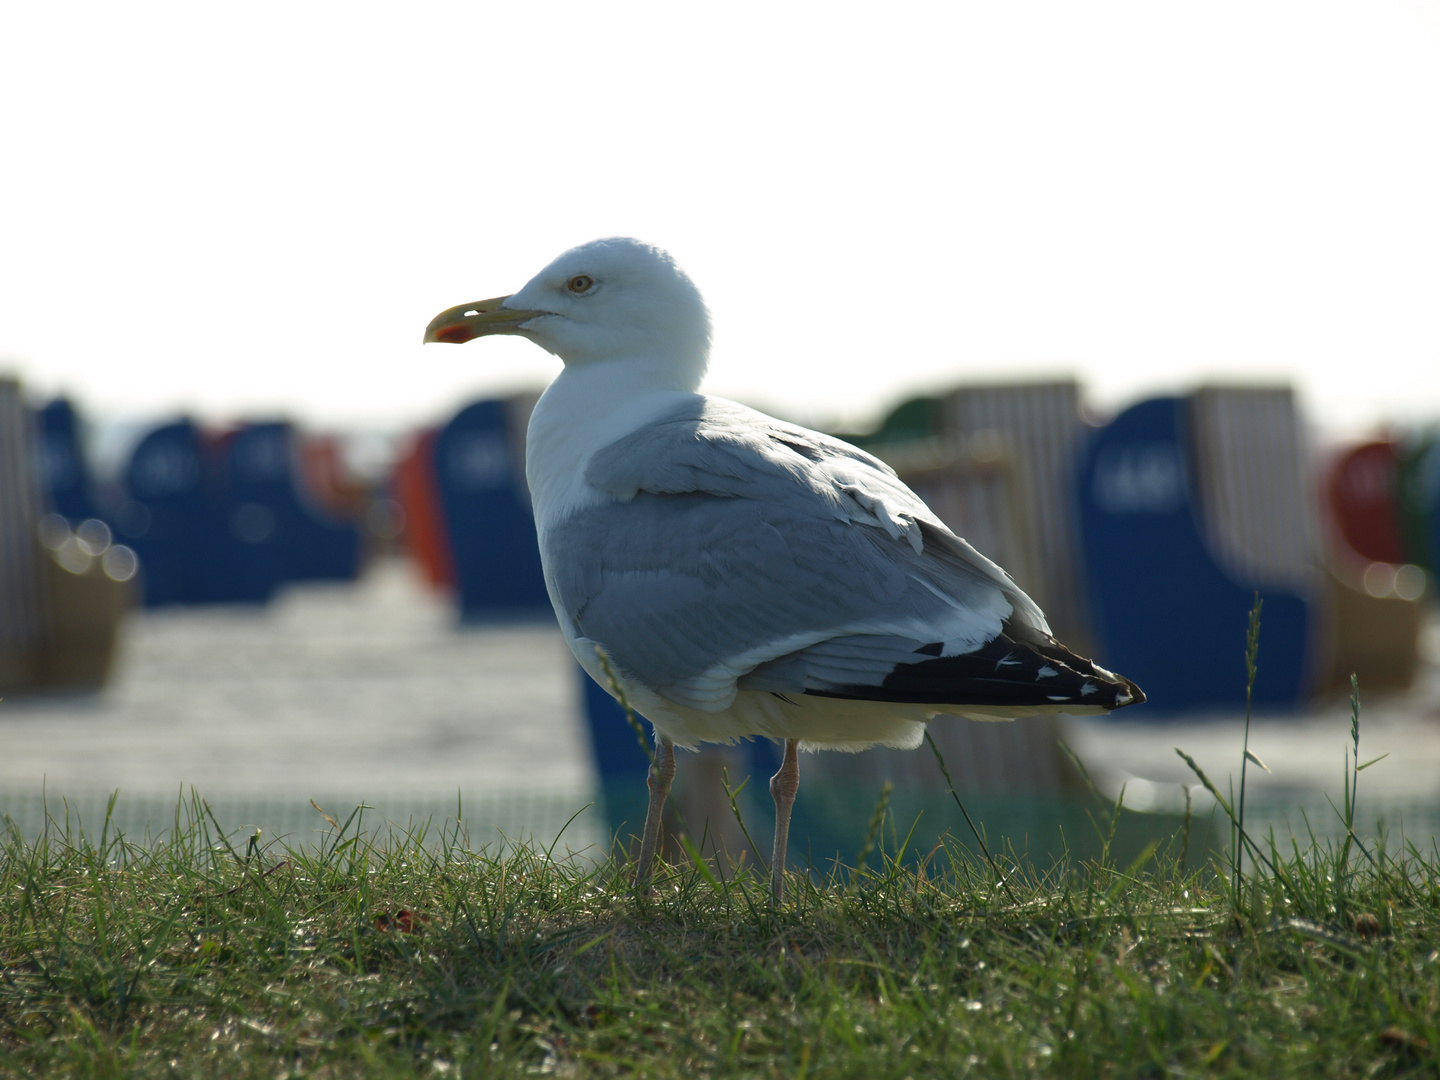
[35,398,102,523]
[1325,440,1409,566]
[0,380,129,692]
[0,380,46,688]
[1396,435,1440,574]
[392,429,456,591]
[120,420,279,605]
[1076,395,1315,713]
[876,436,1036,591]
[223,422,362,585]
[943,381,1093,651]
[1186,387,1324,595]
[1319,438,1425,693]
[298,435,368,523]
[433,397,551,619]
[833,396,946,451]
[1189,388,1423,697]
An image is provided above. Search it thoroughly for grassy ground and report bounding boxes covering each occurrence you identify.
[1,784,1437,1079]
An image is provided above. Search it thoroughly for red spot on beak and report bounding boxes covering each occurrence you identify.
[433,323,478,344]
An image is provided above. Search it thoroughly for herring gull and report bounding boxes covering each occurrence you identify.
[424,237,1144,900]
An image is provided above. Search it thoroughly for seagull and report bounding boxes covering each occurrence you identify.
[425,237,1144,900]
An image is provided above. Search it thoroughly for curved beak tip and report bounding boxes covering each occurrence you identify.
[423,295,543,346]
[423,321,478,345]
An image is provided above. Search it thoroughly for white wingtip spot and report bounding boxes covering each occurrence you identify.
[1080,681,1097,696]
[1036,665,1058,679]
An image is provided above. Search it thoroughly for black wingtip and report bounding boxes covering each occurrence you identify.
[1077,655,1145,708]
[1117,677,1146,707]
[805,634,1146,711]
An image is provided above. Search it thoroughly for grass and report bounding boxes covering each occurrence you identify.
[2,598,1437,1077]
[1,779,1437,1078]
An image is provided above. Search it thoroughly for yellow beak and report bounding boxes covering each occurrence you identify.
[423,296,548,344]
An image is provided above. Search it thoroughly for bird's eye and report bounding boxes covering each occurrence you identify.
[566,275,594,294]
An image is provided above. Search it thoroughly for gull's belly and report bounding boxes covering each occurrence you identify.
[565,629,929,753]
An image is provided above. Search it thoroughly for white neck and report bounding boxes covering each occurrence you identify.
[525,357,703,528]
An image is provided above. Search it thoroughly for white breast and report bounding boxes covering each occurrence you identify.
[525,367,700,526]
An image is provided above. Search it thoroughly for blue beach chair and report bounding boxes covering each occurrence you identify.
[433,399,550,619]
[223,423,361,586]
[119,421,277,605]
[1076,396,1315,713]
[35,398,101,523]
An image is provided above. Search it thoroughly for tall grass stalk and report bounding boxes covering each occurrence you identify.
[853,780,892,875]
[1234,593,1264,901]
[1176,597,1407,933]
[924,730,1018,905]
[594,645,655,769]
[1334,673,1385,871]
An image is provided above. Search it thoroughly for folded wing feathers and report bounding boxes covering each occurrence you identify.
[740,631,1141,710]
[572,397,1115,712]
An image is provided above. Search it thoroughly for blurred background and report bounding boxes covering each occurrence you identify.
[2,0,1439,862]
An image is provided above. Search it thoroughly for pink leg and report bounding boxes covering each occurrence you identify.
[769,739,801,902]
[635,733,676,894]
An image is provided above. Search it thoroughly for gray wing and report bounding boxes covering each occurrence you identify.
[546,398,1051,711]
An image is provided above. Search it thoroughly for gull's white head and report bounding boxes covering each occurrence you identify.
[425,237,711,390]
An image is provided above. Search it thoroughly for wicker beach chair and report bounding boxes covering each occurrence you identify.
[0,379,129,693]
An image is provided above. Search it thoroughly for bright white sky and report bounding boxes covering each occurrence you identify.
[2,1,1438,441]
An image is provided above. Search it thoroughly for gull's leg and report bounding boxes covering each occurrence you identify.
[769,739,801,902]
[635,733,676,894]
